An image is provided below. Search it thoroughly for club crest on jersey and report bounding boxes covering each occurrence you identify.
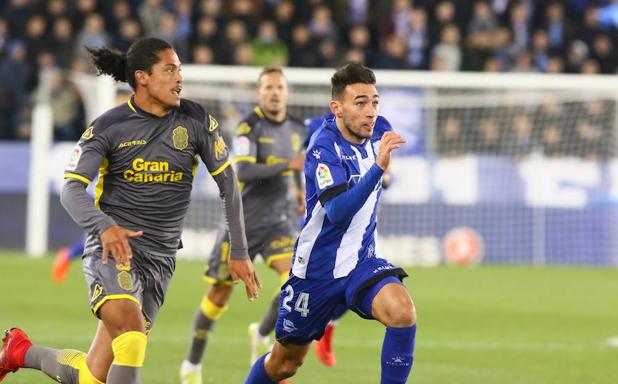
[316,163,334,189]
[172,126,189,150]
[66,144,82,171]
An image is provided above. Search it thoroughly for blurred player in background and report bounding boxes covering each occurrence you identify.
[0,37,260,384]
[180,67,305,384]
[304,112,395,367]
[245,63,417,384]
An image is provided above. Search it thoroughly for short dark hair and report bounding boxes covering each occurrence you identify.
[86,38,173,90]
[257,66,285,85]
[331,62,376,99]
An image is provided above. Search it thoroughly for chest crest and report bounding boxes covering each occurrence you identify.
[172,126,189,150]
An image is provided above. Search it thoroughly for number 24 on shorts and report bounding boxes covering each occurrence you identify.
[282,285,309,317]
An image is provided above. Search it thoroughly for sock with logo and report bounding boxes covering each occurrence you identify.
[245,353,276,384]
[186,295,228,364]
[380,325,416,384]
[24,347,103,383]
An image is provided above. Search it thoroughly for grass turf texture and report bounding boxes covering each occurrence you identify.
[0,251,617,383]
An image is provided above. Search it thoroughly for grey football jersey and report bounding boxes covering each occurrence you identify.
[233,107,306,231]
[64,97,230,256]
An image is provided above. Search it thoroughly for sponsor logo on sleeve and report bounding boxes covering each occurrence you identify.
[316,163,334,189]
[66,144,82,171]
[234,136,251,156]
[208,115,219,132]
[214,136,228,160]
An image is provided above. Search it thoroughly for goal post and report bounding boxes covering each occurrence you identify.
[28,66,618,266]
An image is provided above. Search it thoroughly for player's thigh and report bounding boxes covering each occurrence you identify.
[138,253,176,332]
[371,282,416,327]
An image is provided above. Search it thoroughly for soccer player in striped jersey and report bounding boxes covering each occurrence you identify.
[304,112,395,367]
[0,38,260,384]
[245,63,417,384]
[180,67,306,384]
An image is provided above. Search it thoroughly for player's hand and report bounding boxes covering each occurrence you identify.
[295,189,306,216]
[229,258,261,301]
[100,225,143,267]
[376,132,406,171]
[287,152,305,171]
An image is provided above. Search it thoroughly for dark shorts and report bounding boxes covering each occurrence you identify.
[82,248,175,332]
[204,221,296,285]
[274,257,408,345]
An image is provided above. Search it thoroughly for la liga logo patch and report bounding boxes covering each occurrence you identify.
[316,163,334,189]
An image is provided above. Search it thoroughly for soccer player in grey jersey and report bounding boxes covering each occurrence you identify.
[0,38,260,384]
[180,67,306,384]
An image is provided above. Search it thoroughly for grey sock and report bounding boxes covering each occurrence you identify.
[24,346,81,383]
[258,295,279,337]
[187,308,216,364]
[107,364,140,383]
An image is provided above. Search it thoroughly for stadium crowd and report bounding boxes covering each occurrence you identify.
[0,0,616,151]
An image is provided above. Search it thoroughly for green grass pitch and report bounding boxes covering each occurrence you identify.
[1,251,617,383]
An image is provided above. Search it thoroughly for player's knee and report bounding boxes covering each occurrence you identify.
[111,331,148,368]
[384,296,416,327]
[208,284,232,307]
[277,356,304,379]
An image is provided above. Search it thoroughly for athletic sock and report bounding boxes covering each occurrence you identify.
[186,295,228,364]
[107,331,147,384]
[245,353,276,384]
[24,347,103,384]
[380,325,416,384]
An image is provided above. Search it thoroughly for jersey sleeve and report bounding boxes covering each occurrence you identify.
[197,113,231,176]
[64,123,110,185]
[306,139,348,204]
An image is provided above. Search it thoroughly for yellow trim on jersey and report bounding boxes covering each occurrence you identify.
[92,294,141,315]
[127,99,137,113]
[64,173,92,185]
[266,252,294,267]
[202,275,234,286]
[234,156,257,163]
[94,158,109,209]
[254,106,264,119]
[209,159,231,176]
[192,154,200,179]
[111,331,147,368]
[200,296,229,320]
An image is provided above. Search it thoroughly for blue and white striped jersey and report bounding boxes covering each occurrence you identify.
[292,117,392,280]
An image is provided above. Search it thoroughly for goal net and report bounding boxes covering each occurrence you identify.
[34,66,618,266]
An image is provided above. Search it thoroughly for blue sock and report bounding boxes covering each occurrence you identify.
[245,353,276,384]
[68,239,84,260]
[381,325,416,384]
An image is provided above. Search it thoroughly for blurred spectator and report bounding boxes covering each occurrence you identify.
[405,7,429,69]
[219,19,249,64]
[251,20,288,67]
[0,40,33,139]
[375,34,408,69]
[564,40,588,73]
[509,2,531,52]
[50,17,74,68]
[24,15,49,64]
[544,2,570,52]
[431,24,461,71]
[288,24,319,67]
[574,99,612,160]
[591,34,614,74]
[476,117,502,154]
[274,0,295,47]
[531,29,550,72]
[114,19,141,52]
[502,113,534,158]
[74,14,111,61]
[233,42,254,66]
[192,43,215,64]
[429,1,457,47]
[3,0,31,38]
[139,0,166,37]
[438,115,466,156]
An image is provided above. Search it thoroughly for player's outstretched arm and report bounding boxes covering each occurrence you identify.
[212,166,261,300]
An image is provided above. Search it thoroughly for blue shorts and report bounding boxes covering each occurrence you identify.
[274,257,408,345]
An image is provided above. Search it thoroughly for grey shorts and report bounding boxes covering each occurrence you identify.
[82,248,175,332]
[204,221,296,285]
